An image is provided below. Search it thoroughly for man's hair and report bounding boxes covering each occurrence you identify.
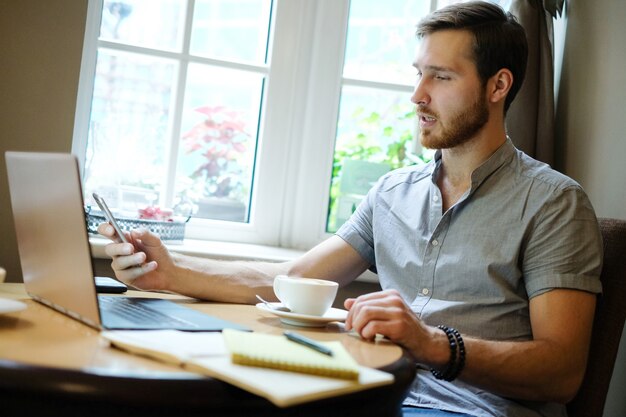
[416,1,528,113]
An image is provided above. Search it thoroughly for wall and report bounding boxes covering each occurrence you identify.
[556,1,626,416]
[0,0,87,282]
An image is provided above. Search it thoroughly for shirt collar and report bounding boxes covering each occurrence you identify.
[430,137,516,190]
[469,137,516,189]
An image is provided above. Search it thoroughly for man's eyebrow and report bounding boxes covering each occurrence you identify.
[413,63,455,73]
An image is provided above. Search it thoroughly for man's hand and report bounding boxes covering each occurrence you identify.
[344,289,448,367]
[97,224,175,291]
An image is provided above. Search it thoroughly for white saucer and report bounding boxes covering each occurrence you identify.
[255,303,348,327]
[0,297,27,315]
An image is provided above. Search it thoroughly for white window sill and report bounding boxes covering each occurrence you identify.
[89,237,379,283]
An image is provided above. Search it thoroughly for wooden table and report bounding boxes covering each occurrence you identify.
[0,283,415,417]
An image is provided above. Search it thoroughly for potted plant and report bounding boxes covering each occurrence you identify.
[178,105,252,221]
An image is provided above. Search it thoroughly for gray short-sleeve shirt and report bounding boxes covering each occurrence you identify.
[336,139,603,417]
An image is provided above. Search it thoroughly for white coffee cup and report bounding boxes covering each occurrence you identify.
[0,267,5,283]
[273,275,339,316]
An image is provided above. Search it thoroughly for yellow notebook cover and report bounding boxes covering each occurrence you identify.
[222,329,360,380]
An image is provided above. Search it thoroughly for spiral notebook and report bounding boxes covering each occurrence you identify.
[102,330,394,407]
[222,329,360,380]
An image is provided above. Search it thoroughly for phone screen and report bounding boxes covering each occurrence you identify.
[92,193,129,243]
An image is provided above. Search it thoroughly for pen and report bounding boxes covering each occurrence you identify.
[284,331,333,356]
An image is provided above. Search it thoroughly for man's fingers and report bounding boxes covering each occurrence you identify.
[104,242,134,258]
[114,261,158,284]
[96,222,129,243]
[97,223,115,238]
[352,289,399,303]
[347,303,393,335]
[130,229,162,248]
[111,251,147,271]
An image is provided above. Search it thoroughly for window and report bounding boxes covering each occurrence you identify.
[327,0,434,233]
[73,0,452,250]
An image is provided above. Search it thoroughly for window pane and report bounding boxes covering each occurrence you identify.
[190,0,272,63]
[327,1,434,233]
[343,0,426,85]
[99,0,186,51]
[175,64,264,222]
[84,49,177,213]
[327,86,417,233]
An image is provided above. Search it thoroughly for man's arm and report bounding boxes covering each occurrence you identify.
[458,288,596,402]
[99,224,370,304]
[345,287,596,403]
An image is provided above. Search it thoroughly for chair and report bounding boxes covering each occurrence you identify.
[567,218,626,417]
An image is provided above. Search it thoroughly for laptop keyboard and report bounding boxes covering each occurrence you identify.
[98,296,197,328]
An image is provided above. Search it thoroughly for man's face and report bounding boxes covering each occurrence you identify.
[411,30,490,150]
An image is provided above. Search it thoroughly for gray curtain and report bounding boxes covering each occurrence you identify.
[505,0,556,166]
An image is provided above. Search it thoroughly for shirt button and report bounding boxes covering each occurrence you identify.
[433,195,439,202]
[421,288,430,295]
[432,239,439,246]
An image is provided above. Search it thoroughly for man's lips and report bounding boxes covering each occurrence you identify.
[418,112,437,128]
[416,105,438,128]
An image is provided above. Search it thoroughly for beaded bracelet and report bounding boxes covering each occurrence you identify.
[430,325,466,382]
[430,325,456,380]
[448,327,466,380]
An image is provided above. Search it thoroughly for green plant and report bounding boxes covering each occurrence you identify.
[327,105,430,232]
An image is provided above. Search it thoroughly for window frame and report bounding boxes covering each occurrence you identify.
[73,0,423,251]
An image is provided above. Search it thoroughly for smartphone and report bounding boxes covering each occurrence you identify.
[95,276,128,294]
[92,193,129,244]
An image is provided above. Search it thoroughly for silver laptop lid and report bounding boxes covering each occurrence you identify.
[5,151,102,328]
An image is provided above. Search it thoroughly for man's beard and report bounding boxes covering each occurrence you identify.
[418,90,490,150]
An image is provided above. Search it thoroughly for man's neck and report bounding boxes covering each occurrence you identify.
[439,128,507,187]
[436,126,507,211]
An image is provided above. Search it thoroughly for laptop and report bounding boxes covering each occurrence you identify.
[5,151,248,332]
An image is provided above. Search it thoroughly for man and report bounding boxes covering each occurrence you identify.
[99,2,603,416]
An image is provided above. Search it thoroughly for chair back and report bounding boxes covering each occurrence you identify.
[567,218,626,417]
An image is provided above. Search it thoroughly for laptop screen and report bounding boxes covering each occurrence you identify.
[6,151,102,327]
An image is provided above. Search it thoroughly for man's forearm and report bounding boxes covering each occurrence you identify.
[167,253,291,303]
[454,336,585,403]
[161,235,370,304]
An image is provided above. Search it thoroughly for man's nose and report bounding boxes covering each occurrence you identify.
[411,79,429,106]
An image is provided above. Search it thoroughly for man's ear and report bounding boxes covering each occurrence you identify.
[487,69,513,105]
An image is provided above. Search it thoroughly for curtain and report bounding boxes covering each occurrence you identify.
[505,0,556,166]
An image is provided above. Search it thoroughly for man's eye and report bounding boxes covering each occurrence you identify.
[435,75,450,80]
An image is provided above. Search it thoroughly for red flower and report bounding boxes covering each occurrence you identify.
[138,206,173,221]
